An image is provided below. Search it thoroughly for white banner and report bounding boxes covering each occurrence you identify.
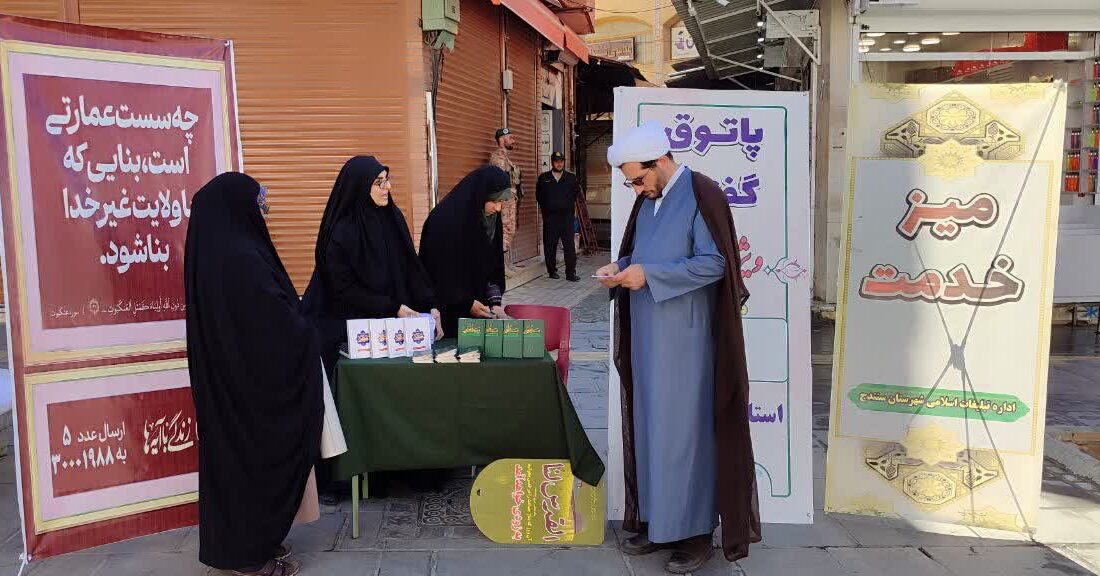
[825,83,1066,532]
[608,87,813,524]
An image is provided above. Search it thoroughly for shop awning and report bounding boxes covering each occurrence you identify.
[492,0,590,63]
[671,0,813,80]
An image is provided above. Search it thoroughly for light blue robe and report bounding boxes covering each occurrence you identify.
[618,168,726,543]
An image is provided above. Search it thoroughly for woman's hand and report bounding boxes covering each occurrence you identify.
[470,300,493,318]
[431,308,444,339]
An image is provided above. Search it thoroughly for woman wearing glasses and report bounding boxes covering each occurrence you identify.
[302,156,443,380]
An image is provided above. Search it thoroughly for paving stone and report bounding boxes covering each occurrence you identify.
[90,552,211,576]
[336,510,385,551]
[434,549,630,576]
[737,547,847,576]
[75,527,190,555]
[26,553,105,576]
[0,455,15,484]
[829,514,983,547]
[624,547,737,576]
[924,545,1095,575]
[1051,544,1100,575]
[284,511,345,552]
[826,547,954,576]
[1033,508,1100,545]
[759,515,857,548]
[294,550,432,576]
[0,530,25,568]
[1041,480,1100,509]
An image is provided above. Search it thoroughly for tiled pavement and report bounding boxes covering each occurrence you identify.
[4,254,1100,574]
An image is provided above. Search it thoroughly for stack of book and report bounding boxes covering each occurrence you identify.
[434,344,459,364]
[460,317,545,359]
[411,349,434,364]
[344,315,434,360]
[458,347,481,363]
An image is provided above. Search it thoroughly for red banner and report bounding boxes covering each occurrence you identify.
[0,15,241,561]
[26,76,216,329]
[46,387,197,498]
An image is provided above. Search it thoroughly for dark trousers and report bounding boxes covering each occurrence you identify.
[543,211,576,277]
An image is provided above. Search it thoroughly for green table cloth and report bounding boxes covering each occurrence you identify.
[330,350,605,487]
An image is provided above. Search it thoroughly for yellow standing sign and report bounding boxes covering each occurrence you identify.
[470,459,605,545]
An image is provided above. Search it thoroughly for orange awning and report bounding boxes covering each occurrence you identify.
[491,0,589,64]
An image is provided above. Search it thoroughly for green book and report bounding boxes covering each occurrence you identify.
[484,320,505,358]
[522,320,545,358]
[502,320,524,358]
[457,318,486,352]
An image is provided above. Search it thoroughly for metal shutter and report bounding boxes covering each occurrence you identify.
[435,0,503,199]
[506,14,540,261]
[76,0,427,292]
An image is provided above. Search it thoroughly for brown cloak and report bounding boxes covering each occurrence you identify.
[613,169,762,561]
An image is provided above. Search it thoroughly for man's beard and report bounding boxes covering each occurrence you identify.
[505,143,515,151]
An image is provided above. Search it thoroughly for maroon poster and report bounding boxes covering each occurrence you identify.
[46,387,198,497]
[26,76,216,330]
[0,15,241,561]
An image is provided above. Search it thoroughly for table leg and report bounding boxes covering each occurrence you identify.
[351,474,360,540]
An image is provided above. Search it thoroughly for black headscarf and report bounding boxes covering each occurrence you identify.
[301,156,436,375]
[418,165,510,336]
[185,172,322,570]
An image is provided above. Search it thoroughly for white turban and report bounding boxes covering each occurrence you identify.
[607,121,670,167]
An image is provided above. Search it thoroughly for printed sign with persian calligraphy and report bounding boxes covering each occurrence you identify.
[825,83,1066,532]
[0,15,241,560]
[470,459,605,545]
[608,87,813,523]
[670,24,698,61]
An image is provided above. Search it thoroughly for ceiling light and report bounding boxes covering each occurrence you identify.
[921,37,941,45]
[757,19,765,28]
[903,44,921,52]
[907,32,919,36]
[879,47,893,52]
[865,32,886,38]
[757,52,764,59]
[893,39,906,45]
[860,39,876,46]
[758,36,765,44]
[859,46,870,53]
[942,32,960,36]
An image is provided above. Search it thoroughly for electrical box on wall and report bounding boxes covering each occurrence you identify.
[502,69,514,91]
[423,0,460,35]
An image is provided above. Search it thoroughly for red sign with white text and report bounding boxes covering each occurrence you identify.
[25,75,215,329]
[0,14,241,561]
[46,387,197,498]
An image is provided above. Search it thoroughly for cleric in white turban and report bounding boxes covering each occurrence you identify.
[606,121,671,168]
[598,120,761,572]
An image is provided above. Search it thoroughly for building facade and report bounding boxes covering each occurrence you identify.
[584,0,697,86]
[0,0,591,292]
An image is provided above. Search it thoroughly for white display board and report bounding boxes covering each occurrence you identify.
[826,83,1065,532]
[608,87,813,524]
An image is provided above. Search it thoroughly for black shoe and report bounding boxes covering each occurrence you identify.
[620,531,673,556]
[548,272,561,279]
[566,275,579,282]
[665,535,715,574]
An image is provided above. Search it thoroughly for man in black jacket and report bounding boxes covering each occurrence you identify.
[536,151,581,281]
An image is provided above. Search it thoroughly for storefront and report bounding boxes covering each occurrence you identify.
[0,0,588,291]
[817,0,1100,311]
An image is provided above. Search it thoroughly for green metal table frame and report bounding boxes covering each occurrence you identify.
[350,473,369,539]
